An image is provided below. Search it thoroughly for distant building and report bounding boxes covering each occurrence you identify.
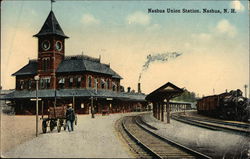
[3,10,146,115]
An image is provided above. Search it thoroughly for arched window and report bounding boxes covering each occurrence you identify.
[88,76,92,88]
[20,80,24,90]
[95,78,98,89]
[107,79,110,89]
[28,80,32,90]
[69,77,73,88]
[112,82,117,91]
[101,79,106,89]
[76,77,81,88]
[112,85,116,91]
[59,78,65,89]
[42,58,50,71]
[39,77,51,89]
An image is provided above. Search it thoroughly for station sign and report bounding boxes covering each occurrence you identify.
[30,98,42,101]
[106,98,113,101]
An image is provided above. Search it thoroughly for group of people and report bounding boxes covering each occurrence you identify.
[66,105,76,132]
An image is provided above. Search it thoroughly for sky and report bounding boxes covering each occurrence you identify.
[1,0,249,97]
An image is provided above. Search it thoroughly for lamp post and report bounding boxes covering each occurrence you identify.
[91,96,94,118]
[71,92,75,111]
[244,84,248,98]
[34,75,40,137]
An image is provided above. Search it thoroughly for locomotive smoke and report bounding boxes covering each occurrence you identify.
[138,52,182,82]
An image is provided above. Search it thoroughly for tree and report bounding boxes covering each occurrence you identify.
[173,89,197,102]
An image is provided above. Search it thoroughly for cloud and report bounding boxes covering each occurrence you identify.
[81,13,100,25]
[192,33,212,41]
[126,11,151,25]
[230,0,245,12]
[216,19,237,37]
[146,24,161,32]
[192,19,237,42]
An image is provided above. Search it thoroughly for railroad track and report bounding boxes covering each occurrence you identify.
[171,113,250,135]
[183,115,249,129]
[120,115,211,159]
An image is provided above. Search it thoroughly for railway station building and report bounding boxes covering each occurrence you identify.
[3,10,147,115]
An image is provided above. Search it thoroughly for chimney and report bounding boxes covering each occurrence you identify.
[127,87,131,93]
[138,83,141,93]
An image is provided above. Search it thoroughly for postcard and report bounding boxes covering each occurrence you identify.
[1,0,249,158]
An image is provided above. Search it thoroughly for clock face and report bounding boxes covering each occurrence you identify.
[41,40,50,51]
[55,41,62,51]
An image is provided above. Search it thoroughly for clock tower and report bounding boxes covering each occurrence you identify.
[34,10,69,89]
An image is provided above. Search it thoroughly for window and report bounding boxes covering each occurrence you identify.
[40,77,51,89]
[20,80,24,90]
[101,79,106,89]
[76,77,81,88]
[112,82,117,91]
[88,76,92,88]
[40,79,44,89]
[69,77,73,88]
[59,78,65,89]
[28,80,32,90]
[24,80,28,89]
[42,58,50,71]
[46,78,50,88]
[107,79,110,89]
[95,78,98,89]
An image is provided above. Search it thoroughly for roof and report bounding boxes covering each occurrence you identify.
[0,89,15,95]
[57,55,122,79]
[2,89,146,102]
[33,11,68,38]
[12,55,122,79]
[146,82,184,101]
[12,60,37,76]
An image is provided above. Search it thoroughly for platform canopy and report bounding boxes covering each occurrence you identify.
[146,82,184,123]
[2,89,146,102]
[146,82,184,102]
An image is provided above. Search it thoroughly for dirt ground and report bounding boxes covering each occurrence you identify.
[0,113,43,154]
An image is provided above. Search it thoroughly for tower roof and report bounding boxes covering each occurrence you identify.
[33,11,69,38]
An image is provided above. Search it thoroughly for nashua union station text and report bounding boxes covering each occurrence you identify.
[3,10,147,115]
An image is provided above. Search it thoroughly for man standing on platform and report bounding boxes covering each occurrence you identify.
[66,104,75,132]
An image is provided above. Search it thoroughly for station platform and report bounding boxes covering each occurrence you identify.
[2,112,141,158]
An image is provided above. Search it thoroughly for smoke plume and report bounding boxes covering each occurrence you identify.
[138,52,182,82]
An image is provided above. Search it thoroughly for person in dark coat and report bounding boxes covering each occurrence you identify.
[66,105,75,132]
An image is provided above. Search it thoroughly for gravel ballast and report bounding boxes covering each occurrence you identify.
[141,112,250,158]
